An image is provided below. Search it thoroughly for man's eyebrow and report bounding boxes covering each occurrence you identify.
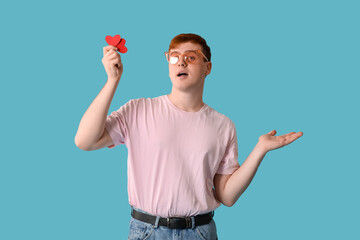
[170,50,198,53]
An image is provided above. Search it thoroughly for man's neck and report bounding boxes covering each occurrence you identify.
[167,91,204,112]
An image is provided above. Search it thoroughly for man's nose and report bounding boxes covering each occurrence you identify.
[177,56,187,67]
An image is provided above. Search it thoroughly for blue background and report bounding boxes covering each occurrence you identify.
[1,0,359,239]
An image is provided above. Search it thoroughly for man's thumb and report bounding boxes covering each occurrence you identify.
[268,130,276,135]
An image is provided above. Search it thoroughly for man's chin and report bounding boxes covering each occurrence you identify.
[172,83,201,93]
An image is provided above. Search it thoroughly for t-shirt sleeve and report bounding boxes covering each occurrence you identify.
[105,100,133,149]
[216,121,240,174]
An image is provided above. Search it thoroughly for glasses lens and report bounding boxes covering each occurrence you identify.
[167,51,199,64]
[169,52,180,64]
[184,52,198,63]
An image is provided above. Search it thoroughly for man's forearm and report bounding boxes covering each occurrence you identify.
[224,143,268,206]
[75,79,120,150]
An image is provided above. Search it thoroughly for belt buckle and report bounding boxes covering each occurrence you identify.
[166,218,172,228]
[185,217,191,228]
[166,217,192,229]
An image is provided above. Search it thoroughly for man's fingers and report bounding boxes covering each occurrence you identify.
[105,49,122,62]
[282,132,296,138]
[103,45,119,56]
[105,50,117,58]
[285,132,303,143]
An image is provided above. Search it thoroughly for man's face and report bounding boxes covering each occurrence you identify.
[168,42,211,92]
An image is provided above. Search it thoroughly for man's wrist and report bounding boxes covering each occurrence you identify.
[107,77,121,83]
[255,142,269,155]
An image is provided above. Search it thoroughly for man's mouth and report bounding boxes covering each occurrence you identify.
[177,72,189,77]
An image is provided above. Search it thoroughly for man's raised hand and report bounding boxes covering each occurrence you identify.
[102,45,123,82]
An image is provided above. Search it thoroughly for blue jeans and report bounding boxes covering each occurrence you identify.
[128,206,218,240]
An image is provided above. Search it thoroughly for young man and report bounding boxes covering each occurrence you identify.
[75,33,303,239]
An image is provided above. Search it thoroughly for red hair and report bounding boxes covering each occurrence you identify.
[168,33,211,62]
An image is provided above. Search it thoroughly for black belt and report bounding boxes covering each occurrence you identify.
[131,208,214,229]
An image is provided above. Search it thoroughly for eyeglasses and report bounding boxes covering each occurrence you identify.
[164,49,209,64]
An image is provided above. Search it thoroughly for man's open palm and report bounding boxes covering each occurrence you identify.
[258,130,303,152]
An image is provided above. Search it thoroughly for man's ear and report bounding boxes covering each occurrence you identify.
[206,61,212,75]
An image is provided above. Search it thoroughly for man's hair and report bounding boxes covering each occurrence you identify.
[168,33,211,62]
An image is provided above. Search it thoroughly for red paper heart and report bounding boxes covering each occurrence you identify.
[105,35,121,47]
[105,34,127,53]
[116,38,128,53]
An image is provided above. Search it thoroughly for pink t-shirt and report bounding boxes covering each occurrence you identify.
[105,95,240,217]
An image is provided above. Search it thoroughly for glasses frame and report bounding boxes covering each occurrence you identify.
[164,49,209,64]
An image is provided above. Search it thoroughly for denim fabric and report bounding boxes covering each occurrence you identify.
[128,206,218,240]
